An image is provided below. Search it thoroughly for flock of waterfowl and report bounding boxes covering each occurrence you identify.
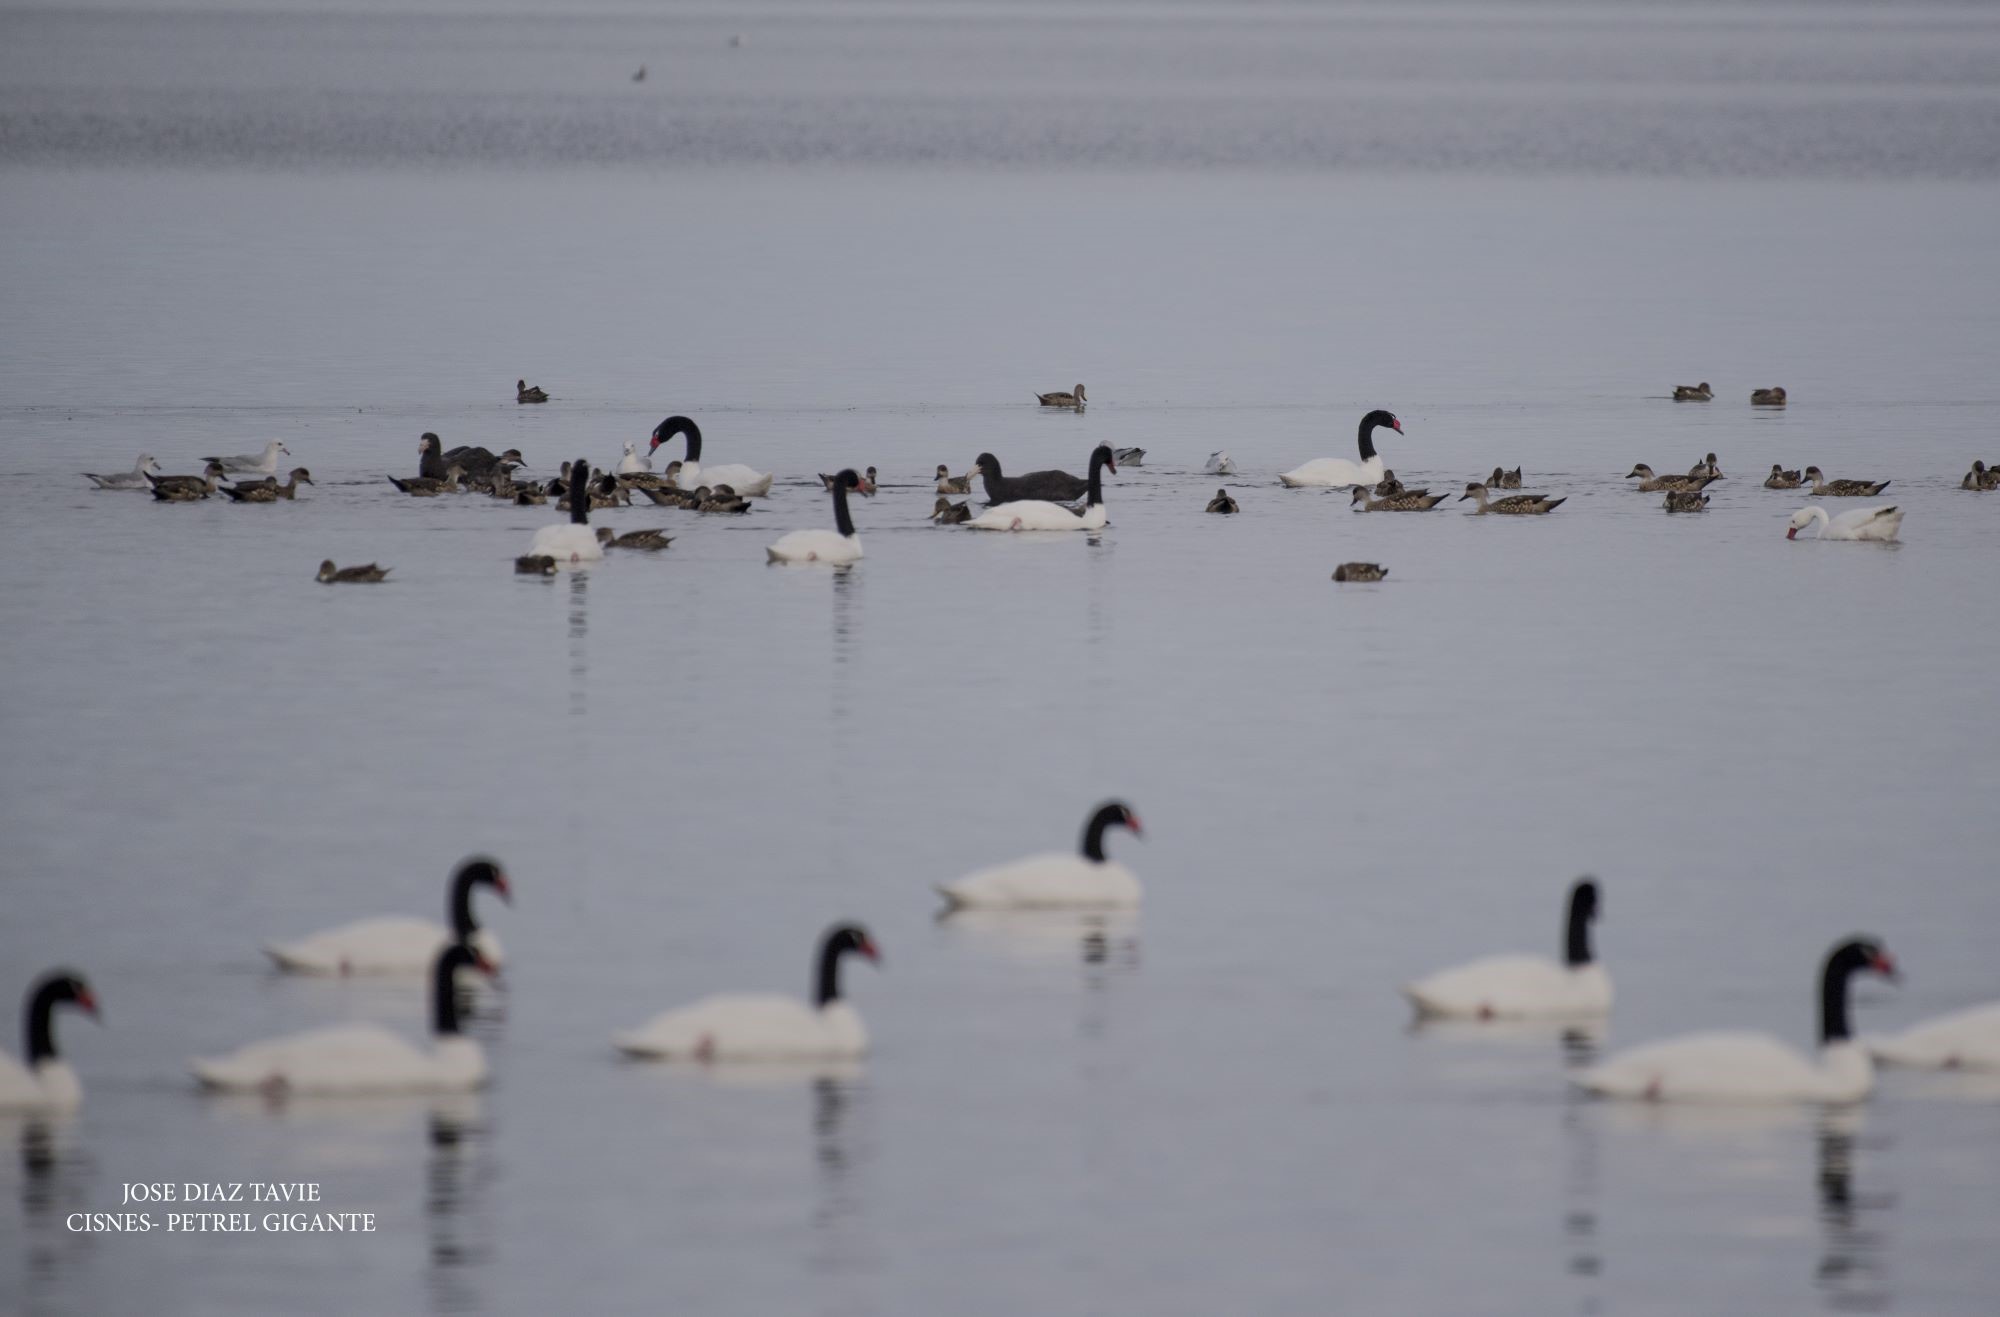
[10,834,2000,1105]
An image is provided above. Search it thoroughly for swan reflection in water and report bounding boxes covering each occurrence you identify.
[567,571,589,716]
[11,1116,92,1300]
[1816,1114,1892,1313]
[426,1096,493,1316]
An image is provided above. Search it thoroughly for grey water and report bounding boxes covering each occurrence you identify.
[4,3,2000,1315]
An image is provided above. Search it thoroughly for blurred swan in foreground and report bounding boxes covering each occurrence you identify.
[1866,1002,2000,1071]
[0,972,98,1113]
[264,857,509,974]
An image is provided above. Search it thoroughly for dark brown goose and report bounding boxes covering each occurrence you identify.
[1804,466,1890,497]
[317,560,390,583]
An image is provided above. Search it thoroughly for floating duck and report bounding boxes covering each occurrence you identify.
[1626,464,1717,493]
[1332,563,1388,582]
[1460,482,1565,515]
[317,560,390,583]
[225,468,313,502]
[1206,489,1239,514]
[1488,466,1523,488]
[1804,466,1890,497]
[1672,382,1713,401]
[516,379,549,404]
[1663,490,1710,513]
[595,527,674,551]
[935,465,973,494]
[146,462,229,501]
[1349,486,1447,512]
[1764,464,1805,489]
[1036,383,1086,408]
[1751,386,1788,406]
[930,497,972,524]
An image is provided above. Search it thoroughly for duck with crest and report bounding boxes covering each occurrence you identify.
[1281,409,1403,488]
[769,468,872,564]
[966,446,1114,531]
[649,416,773,497]
[1460,482,1565,515]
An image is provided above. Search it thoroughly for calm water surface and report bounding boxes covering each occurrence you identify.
[4,4,2000,1315]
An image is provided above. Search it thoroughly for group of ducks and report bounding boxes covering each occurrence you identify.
[10,820,1996,1106]
[1669,382,1788,405]
[85,440,314,503]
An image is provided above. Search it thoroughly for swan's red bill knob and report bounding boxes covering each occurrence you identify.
[1125,811,1143,837]
[1870,950,1899,981]
[858,936,882,964]
[1389,416,1403,433]
[493,872,512,902]
[76,988,100,1018]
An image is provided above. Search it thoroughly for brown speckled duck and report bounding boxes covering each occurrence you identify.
[1687,452,1724,480]
[594,527,674,551]
[1804,466,1890,497]
[1751,386,1788,406]
[822,467,878,494]
[1764,464,1805,489]
[1672,382,1713,401]
[1332,562,1388,582]
[1459,482,1565,515]
[1036,383,1086,408]
[695,486,752,514]
[1350,486,1447,512]
[1663,490,1710,513]
[1488,466,1523,489]
[931,497,972,524]
[1206,489,1239,514]
[935,465,973,495]
[317,560,390,583]
[1626,464,1717,493]
[146,461,230,501]
[516,379,548,404]
[226,468,314,501]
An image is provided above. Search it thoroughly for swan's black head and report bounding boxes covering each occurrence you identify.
[1081,800,1142,861]
[1363,409,1402,435]
[457,858,511,903]
[815,924,881,1006]
[1563,878,1600,967]
[1820,936,1896,1043]
[26,971,99,1062]
[1090,444,1117,474]
[650,416,700,454]
[570,454,591,524]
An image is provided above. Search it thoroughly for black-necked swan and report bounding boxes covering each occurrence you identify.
[529,453,604,564]
[0,972,99,1113]
[263,857,510,975]
[1574,937,1897,1103]
[202,440,290,475]
[193,944,494,1094]
[1036,383,1086,408]
[83,454,162,489]
[966,446,1113,532]
[1787,506,1902,542]
[1804,467,1891,498]
[649,416,774,497]
[972,452,1091,505]
[1403,879,1609,1020]
[937,801,1142,910]
[1865,1001,2000,1070]
[769,468,871,564]
[1280,409,1402,488]
[614,924,881,1061]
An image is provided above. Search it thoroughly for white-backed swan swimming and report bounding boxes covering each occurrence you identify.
[938,801,1143,909]
[649,416,774,497]
[263,857,510,975]
[0,972,99,1113]
[1403,878,1609,1019]
[966,445,1114,532]
[614,925,880,1061]
[1866,1001,2000,1071]
[1787,506,1902,542]
[529,452,605,564]
[768,468,871,564]
[1280,410,1402,488]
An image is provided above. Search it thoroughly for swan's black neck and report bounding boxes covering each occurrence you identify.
[1819,941,1877,1043]
[433,947,474,1036]
[832,474,857,537]
[1086,447,1111,508]
[448,865,483,939]
[570,453,590,525]
[1564,880,1598,968]
[1081,803,1124,862]
[25,979,67,1064]
[655,417,702,463]
[1357,414,1382,463]
[815,933,852,1007]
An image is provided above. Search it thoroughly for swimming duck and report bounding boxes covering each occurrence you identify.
[1460,482,1566,515]
[1961,461,1998,491]
[694,486,752,514]
[512,486,548,506]
[1663,490,1711,513]
[514,555,558,575]
[1036,383,1086,408]
[935,465,974,494]
[146,461,229,501]
[1332,562,1388,582]
[1687,452,1724,479]
[388,466,465,496]
[443,445,524,478]
[595,527,674,551]
[931,497,972,524]
[1764,464,1805,489]
[1626,464,1717,493]
[821,466,878,494]
[1113,448,1145,466]
[1350,486,1447,512]
[1373,470,1417,497]
[516,379,548,404]
[1488,466,1523,489]
[83,454,162,490]
[225,468,314,501]
[634,484,691,508]
[1206,489,1239,514]
[1804,466,1891,497]
[317,560,390,583]
[202,440,291,475]
[1672,382,1713,401]
[1751,386,1788,406]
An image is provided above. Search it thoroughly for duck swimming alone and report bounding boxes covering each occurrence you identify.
[1206,489,1239,514]
[517,379,549,404]
[317,560,390,583]
[1036,383,1086,408]
[1332,562,1388,582]
[1350,486,1447,512]
[1113,447,1145,466]
[1626,464,1718,493]
[225,468,313,501]
[1673,382,1713,401]
[930,497,972,524]
[1765,464,1805,489]
[1751,386,1788,406]
[1803,466,1891,497]
[1459,482,1565,515]
[1663,490,1711,513]
[83,454,162,490]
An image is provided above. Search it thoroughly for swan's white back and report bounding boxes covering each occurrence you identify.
[1279,455,1384,488]
[1403,956,1611,1020]
[1866,1002,2000,1070]
[767,528,862,565]
[264,918,503,976]
[191,1024,487,1095]
[615,996,866,1061]
[0,1055,83,1113]
[529,523,604,564]
[1576,1032,1873,1103]
[682,460,774,497]
[939,854,1141,909]
[965,499,1107,532]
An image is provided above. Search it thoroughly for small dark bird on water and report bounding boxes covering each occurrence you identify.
[317,560,390,583]
[1206,489,1239,514]
[1333,563,1388,582]
[516,379,549,404]
[632,65,646,83]
[515,555,558,575]
[595,527,674,551]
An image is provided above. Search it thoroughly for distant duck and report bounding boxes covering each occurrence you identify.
[1787,505,1903,542]
[0,971,99,1113]
[595,527,674,551]
[649,415,774,497]
[146,461,229,501]
[632,65,646,82]
[1961,460,1999,491]
[528,452,606,565]
[1688,452,1724,479]
[1765,464,1805,489]
[1404,878,1608,1020]
[1573,937,1896,1104]
[931,497,972,524]
[1866,1001,2000,1071]
[1205,451,1236,475]
[614,925,881,1062]
[317,560,390,583]
[1663,490,1711,513]
[617,443,651,475]
[937,801,1142,910]
[1803,466,1890,497]
[1036,383,1086,409]
[1206,489,1239,514]
[822,466,878,493]
[1750,386,1788,406]
[1373,471,1417,497]
[512,486,548,506]
[83,454,162,490]
[194,944,495,1095]
[515,554,558,575]
[1460,482,1565,515]
[694,486,753,514]
[966,446,1114,531]
[1488,466,1523,489]
[1332,562,1388,582]
[1626,464,1717,493]
[1282,410,1404,488]
[225,468,313,501]
[264,857,510,975]
[516,379,549,404]
[1113,447,1145,466]
[935,465,974,494]
[769,469,870,564]
[1672,382,1713,401]
[388,466,465,496]
[617,471,669,491]
[1350,486,1447,512]
[202,440,290,475]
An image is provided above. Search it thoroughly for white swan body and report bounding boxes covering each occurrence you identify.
[1577,1033,1874,1104]
[965,499,1107,532]
[1404,957,1611,1020]
[1866,1002,2000,1070]
[1787,505,1902,542]
[615,997,867,1061]
[0,1055,83,1113]
[529,523,603,564]
[1281,409,1402,488]
[617,443,651,475]
[767,528,861,565]
[680,460,774,498]
[203,440,289,475]
[938,854,1140,909]
[192,1025,487,1095]
[264,919,503,976]
[83,454,162,490]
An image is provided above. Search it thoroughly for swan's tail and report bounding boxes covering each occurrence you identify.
[933,883,968,911]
